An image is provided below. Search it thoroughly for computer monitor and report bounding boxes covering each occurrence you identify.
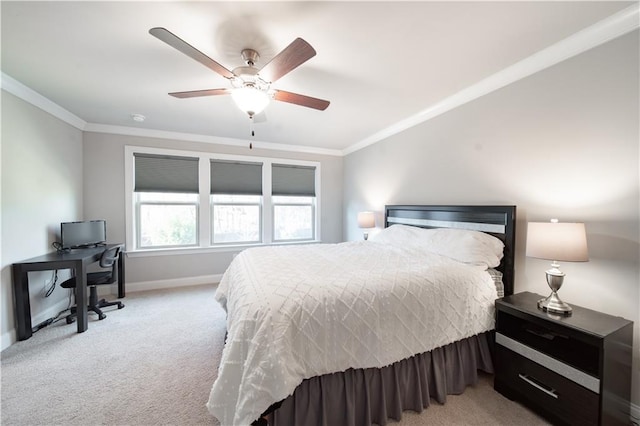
[60,220,107,249]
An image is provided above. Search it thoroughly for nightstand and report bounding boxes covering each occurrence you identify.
[494,291,633,426]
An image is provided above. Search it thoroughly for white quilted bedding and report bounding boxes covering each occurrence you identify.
[207,241,498,425]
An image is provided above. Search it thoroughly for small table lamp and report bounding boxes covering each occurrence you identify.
[525,219,588,315]
[357,211,375,240]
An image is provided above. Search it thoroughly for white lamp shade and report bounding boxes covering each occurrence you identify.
[231,87,270,116]
[526,221,588,262]
[357,211,375,229]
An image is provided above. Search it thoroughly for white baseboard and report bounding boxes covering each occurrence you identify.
[122,274,222,293]
[1,330,15,352]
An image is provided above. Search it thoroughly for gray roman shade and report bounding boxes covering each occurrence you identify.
[272,164,316,197]
[210,160,263,195]
[134,153,199,193]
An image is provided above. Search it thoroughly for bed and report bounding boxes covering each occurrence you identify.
[208,205,516,426]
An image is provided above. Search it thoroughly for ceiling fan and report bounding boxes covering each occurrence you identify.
[149,27,330,118]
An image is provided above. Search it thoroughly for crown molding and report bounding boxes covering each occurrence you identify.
[84,123,343,157]
[342,3,640,156]
[1,72,87,130]
[1,71,342,157]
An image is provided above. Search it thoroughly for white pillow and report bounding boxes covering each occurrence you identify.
[369,224,423,246]
[371,224,504,268]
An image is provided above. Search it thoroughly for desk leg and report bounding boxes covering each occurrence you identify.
[12,264,33,341]
[118,251,125,299]
[75,261,88,333]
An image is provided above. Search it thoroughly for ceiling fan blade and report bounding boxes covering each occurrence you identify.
[259,38,316,83]
[273,90,330,111]
[169,88,231,99]
[149,27,234,80]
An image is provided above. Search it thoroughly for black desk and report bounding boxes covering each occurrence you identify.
[12,243,125,340]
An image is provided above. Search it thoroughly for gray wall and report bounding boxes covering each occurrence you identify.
[1,92,83,346]
[82,132,343,284]
[343,32,640,405]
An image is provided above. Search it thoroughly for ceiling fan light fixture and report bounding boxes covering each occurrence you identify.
[231,86,270,117]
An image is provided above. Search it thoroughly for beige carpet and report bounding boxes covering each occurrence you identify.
[1,284,549,426]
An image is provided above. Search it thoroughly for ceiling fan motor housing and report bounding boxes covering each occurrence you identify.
[233,49,267,90]
[241,49,260,66]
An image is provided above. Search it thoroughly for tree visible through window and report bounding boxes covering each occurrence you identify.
[211,195,261,243]
[273,196,314,241]
[137,193,198,248]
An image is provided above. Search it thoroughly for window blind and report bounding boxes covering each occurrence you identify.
[272,164,316,196]
[210,160,263,195]
[134,153,199,193]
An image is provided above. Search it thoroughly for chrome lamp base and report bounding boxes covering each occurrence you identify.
[537,292,572,315]
[537,264,572,316]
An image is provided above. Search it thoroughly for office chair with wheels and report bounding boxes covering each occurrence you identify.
[61,246,124,323]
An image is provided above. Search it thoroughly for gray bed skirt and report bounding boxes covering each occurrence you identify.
[267,331,494,426]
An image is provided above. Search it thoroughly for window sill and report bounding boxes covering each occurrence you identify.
[125,240,322,258]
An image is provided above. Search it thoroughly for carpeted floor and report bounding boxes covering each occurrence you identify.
[1,284,549,425]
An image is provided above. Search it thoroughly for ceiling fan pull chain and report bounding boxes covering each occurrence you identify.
[249,116,255,148]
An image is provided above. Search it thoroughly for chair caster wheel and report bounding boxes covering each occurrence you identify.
[66,317,75,324]
[98,314,107,320]
[118,303,125,309]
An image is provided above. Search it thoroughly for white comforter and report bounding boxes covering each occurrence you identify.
[207,241,498,425]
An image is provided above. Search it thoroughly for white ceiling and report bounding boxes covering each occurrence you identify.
[1,1,634,154]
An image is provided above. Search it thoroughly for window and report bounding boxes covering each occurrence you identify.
[273,196,315,241]
[134,153,199,249]
[126,146,320,252]
[211,195,261,243]
[272,164,316,242]
[137,192,198,248]
[210,160,262,244]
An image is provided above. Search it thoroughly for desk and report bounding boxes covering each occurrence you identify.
[12,243,125,340]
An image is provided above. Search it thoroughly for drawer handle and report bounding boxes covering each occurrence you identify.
[524,328,567,340]
[518,374,559,399]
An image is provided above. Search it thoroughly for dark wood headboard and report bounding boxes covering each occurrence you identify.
[384,205,516,296]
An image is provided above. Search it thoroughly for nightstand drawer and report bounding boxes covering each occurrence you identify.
[495,345,599,426]
[497,309,599,376]
[496,333,600,392]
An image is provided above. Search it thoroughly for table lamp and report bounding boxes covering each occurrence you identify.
[525,219,588,315]
[357,211,375,240]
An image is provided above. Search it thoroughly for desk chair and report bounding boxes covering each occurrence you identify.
[60,246,124,323]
